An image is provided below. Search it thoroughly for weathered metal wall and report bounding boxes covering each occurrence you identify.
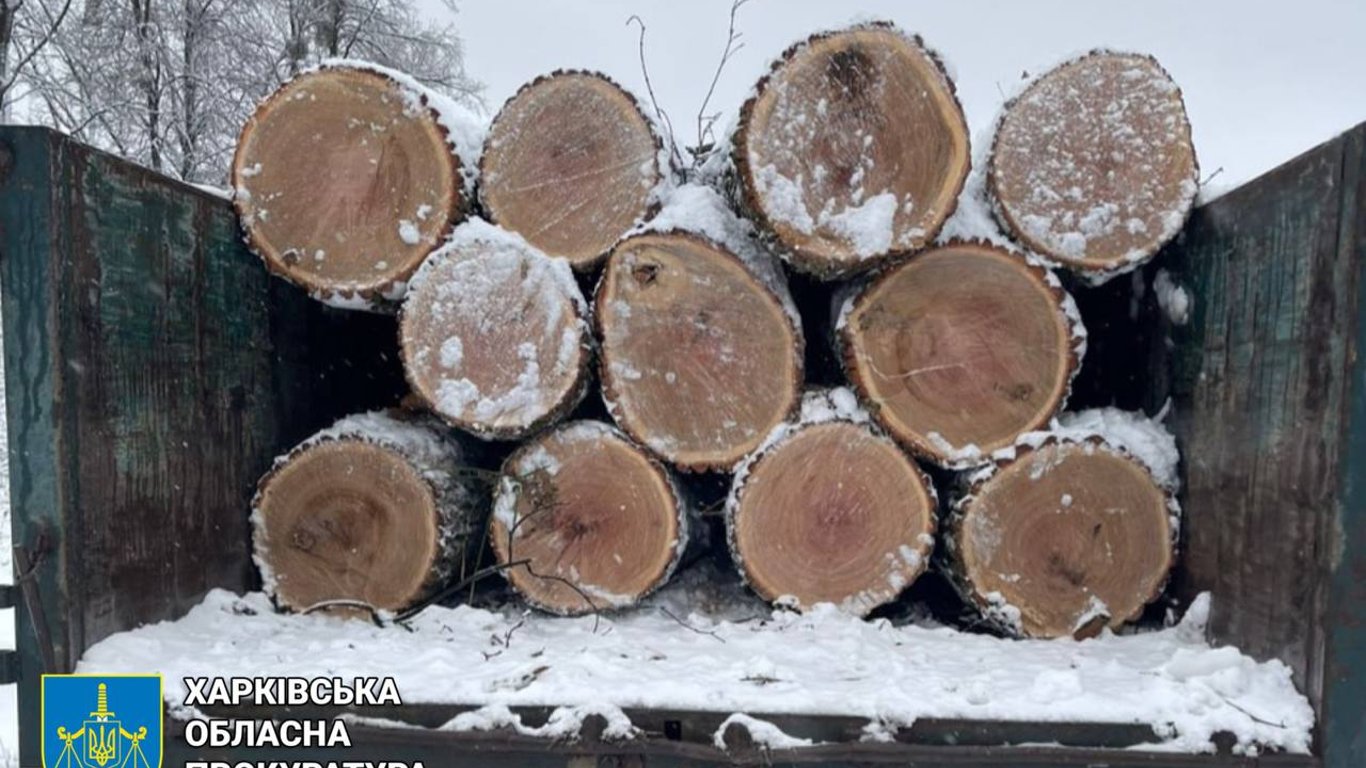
[0,127,404,767]
[1158,123,1365,766]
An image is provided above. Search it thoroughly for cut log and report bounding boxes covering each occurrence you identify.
[490,421,686,615]
[399,219,591,440]
[596,185,803,471]
[232,62,480,310]
[252,410,486,615]
[839,242,1083,468]
[946,434,1177,639]
[726,389,937,616]
[731,22,970,279]
[479,70,667,271]
[988,51,1198,281]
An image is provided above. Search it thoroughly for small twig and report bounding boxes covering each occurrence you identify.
[693,0,752,160]
[1199,167,1224,188]
[1223,699,1288,730]
[659,606,725,643]
[393,558,533,624]
[625,14,684,171]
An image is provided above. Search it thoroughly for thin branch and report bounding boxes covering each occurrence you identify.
[659,606,725,643]
[625,13,682,171]
[693,0,751,158]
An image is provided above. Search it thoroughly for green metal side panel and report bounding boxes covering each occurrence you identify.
[0,127,403,766]
[0,128,70,768]
[1322,124,1366,768]
[1161,126,1354,701]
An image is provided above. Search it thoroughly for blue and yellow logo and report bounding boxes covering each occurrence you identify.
[42,674,162,768]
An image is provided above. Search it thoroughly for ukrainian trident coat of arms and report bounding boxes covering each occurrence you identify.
[42,675,162,768]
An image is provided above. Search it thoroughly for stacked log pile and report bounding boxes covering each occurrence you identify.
[241,25,1196,639]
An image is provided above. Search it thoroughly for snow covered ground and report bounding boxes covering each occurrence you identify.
[78,564,1313,755]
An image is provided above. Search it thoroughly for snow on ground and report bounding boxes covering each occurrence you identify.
[78,564,1313,755]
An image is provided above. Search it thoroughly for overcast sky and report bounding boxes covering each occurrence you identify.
[423,0,1366,195]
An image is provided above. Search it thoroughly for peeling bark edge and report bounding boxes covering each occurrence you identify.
[477,69,675,272]
[940,433,1181,639]
[230,64,470,312]
[985,50,1200,284]
[490,421,691,616]
[728,21,971,281]
[251,410,489,613]
[593,229,805,473]
[723,388,939,617]
[837,239,1087,469]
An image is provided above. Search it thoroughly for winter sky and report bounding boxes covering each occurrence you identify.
[426,0,1366,196]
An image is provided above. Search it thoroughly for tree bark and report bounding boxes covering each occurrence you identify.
[399,219,591,440]
[839,241,1084,468]
[479,70,668,271]
[725,389,937,617]
[988,51,1198,282]
[252,410,487,615]
[489,421,688,616]
[945,434,1178,639]
[231,63,471,310]
[730,22,969,279]
[595,193,803,471]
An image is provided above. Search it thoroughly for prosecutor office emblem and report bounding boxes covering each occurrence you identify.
[42,674,162,768]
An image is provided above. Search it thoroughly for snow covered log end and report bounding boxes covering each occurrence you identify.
[399,220,592,440]
[946,425,1178,639]
[232,63,475,311]
[988,51,1198,282]
[491,421,687,615]
[732,22,970,279]
[480,70,669,271]
[839,242,1084,468]
[252,410,486,616]
[726,389,937,616]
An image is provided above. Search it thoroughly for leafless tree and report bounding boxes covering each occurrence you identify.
[7,0,483,183]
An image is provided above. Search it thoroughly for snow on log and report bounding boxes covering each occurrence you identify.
[252,410,486,615]
[731,22,970,279]
[987,51,1198,281]
[838,241,1084,468]
[945,413,1180,639]
[479,71,669,271]
[595,185,803,471]
[490,421,687,615]
[399,220,591,440]
[726,389,936,616]
[232,62,481,310]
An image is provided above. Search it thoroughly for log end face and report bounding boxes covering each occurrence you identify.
[253,439,441,614]
[490,422,683,615]
[988,51,1198,278]
[480,71,665,269]
[735,24,970,278]
[955,439,1175,638]
[233,66,465,303]
[597,232,802,471]
[729,421,936,616]
[400,221,590,440]
[843,243,1079,467]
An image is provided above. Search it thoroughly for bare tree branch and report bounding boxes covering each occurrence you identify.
[625,13,682,172]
